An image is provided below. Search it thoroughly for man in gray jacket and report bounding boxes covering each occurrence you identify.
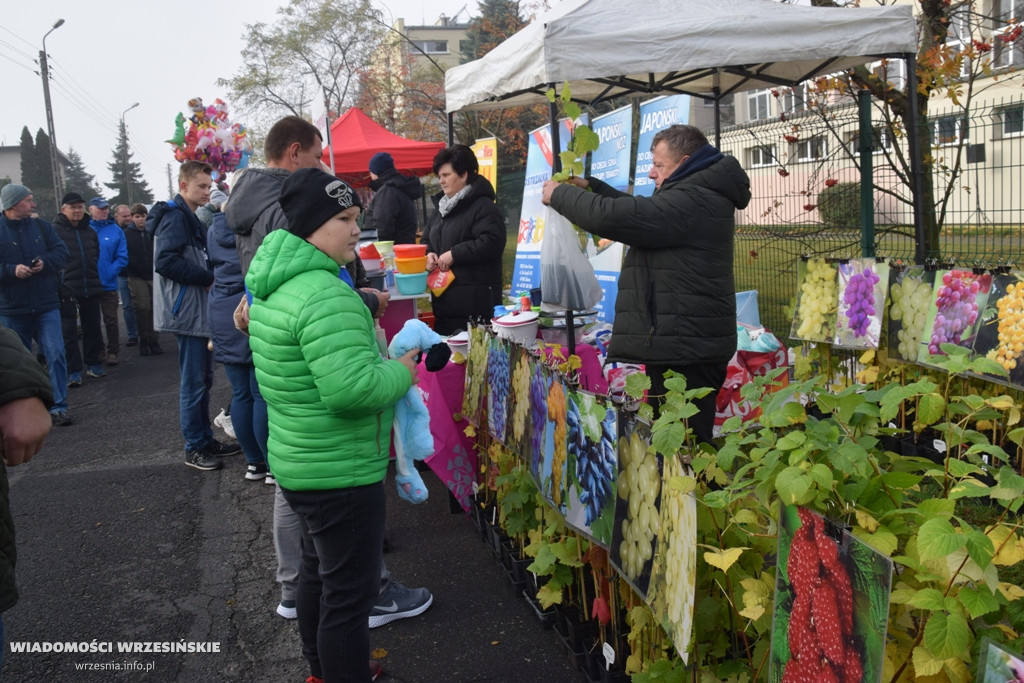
[542,124,751,444]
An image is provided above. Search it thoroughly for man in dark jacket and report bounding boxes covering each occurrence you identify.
[0,323,53,670]
[125,204,161,356]
[365,152,421,244]
[52,192,107,384]
[150,161,240,471]
[0,184,71,425]
[542,124,752,444]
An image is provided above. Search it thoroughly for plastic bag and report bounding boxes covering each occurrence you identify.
[539,205,602,310]
[427,268,455,297]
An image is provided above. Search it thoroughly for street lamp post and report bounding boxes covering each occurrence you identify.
[120,102,140,204]
[39,18,64,214]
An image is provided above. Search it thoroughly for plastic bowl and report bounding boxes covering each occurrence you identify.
[394,271,428,295]
[393,244,427,259]
[492,311,539,346]
[373,240,394,254]
[446,331,469,356]
[395,256,428,274]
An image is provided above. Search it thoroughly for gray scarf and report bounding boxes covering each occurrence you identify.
[438,184,472,217]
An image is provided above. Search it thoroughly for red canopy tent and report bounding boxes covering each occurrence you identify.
[320,108,445,188]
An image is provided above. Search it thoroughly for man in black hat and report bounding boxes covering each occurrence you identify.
[52,192,107,384]
[365,151,421,245]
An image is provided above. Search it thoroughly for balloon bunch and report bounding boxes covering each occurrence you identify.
[166,97,252,178]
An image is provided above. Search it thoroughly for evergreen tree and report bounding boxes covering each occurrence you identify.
[104,120,153,206]
[30,128,57,215]
[63,148,101,200]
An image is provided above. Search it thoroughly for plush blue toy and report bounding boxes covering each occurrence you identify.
[387,319,447,503]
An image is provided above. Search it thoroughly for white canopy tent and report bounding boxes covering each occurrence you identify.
[445,0,919,113]
[444,0,928,262]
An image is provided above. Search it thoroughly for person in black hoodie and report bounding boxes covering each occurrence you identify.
[51,193,107,384]
[422,145,506,336]
[365,152,422,245]
[125,204,161,356]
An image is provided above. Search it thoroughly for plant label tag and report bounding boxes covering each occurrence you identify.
[472,481,479,495]
[933,439,947,453]
[888,422,897,430]
[603,642,615,669]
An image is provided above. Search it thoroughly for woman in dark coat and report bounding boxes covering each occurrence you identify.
[422,145,506,336]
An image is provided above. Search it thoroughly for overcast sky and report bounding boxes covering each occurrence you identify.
[0,0,470,202]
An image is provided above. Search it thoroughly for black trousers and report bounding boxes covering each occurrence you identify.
[645,361,728,446]
[63,293,105,370]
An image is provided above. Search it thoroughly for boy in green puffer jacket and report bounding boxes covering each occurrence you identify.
[245,168,419,683]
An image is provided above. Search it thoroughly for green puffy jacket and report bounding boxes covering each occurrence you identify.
[245,229,411,491]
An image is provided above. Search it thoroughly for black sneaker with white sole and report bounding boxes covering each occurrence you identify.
[245,464,269,481]
[369,581,433,628]
[185,449,224,471]
[203,439,241,456]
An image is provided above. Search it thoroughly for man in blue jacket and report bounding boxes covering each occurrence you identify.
[88,197,128,366]
[0,184,71,425]
[149,161,240,471]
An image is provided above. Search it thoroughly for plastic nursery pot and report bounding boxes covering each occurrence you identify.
[556,630,590,671]
[372,240,394,254]
[392,243,427,259]
[522,590,557,629]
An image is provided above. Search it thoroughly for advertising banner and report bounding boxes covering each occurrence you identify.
[511,119,579,294]
[472,137,498,191]
[633,95,690,197]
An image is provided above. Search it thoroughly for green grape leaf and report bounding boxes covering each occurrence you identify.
[573,125,600,155]
[907,587,946,611]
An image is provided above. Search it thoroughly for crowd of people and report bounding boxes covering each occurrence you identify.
[0,113,745,682]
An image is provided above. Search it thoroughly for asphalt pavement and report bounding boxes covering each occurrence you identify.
[3,329,580,682]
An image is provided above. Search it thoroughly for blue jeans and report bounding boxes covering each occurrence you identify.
[222,363,268,468]
[1,309,67,412]
[117,275,138,340]
[282,483,385,683]
[175,334,213,452]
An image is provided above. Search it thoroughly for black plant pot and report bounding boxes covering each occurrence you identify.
[584,651,630,683]
[555,629,591,671]
[522,589,557,629]
[900,430,944,464]
[485,522,507,561]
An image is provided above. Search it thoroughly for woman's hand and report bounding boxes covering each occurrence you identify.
[396,349,420,385]
[426,253,439,272]
[436,250,454,272]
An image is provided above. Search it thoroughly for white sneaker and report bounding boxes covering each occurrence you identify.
[276,600,297,619]
[213,409,236,439]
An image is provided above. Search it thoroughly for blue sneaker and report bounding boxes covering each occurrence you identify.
[86,365,108,378]
[67,372,82,388]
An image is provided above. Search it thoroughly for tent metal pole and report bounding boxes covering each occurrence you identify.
[447,111,454,146]
[713,70,722,148]
[904,52,928,264]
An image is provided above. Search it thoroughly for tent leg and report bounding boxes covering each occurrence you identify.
[447,111,454,147]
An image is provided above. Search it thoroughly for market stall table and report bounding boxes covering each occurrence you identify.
[420,358,477,512]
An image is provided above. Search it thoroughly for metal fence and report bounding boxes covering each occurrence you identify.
[723,95,1024,336]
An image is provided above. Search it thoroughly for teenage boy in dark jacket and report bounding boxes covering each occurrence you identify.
[150,161,240,471]
[365,152,421,245]
[52,192,107,384]
[124,203,161,356]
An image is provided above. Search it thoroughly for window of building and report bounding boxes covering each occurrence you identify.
[1003,105,1024,136]
[747,90,770,122]
[781,84,807,116]
[748,144,776,168]
[796,135,827,162]
[870,59,909,90]
[412,40,449,54]
[849,127,894,154]
[932,116,968,146]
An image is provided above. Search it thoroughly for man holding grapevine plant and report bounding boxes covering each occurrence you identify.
[542,124,751,444]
